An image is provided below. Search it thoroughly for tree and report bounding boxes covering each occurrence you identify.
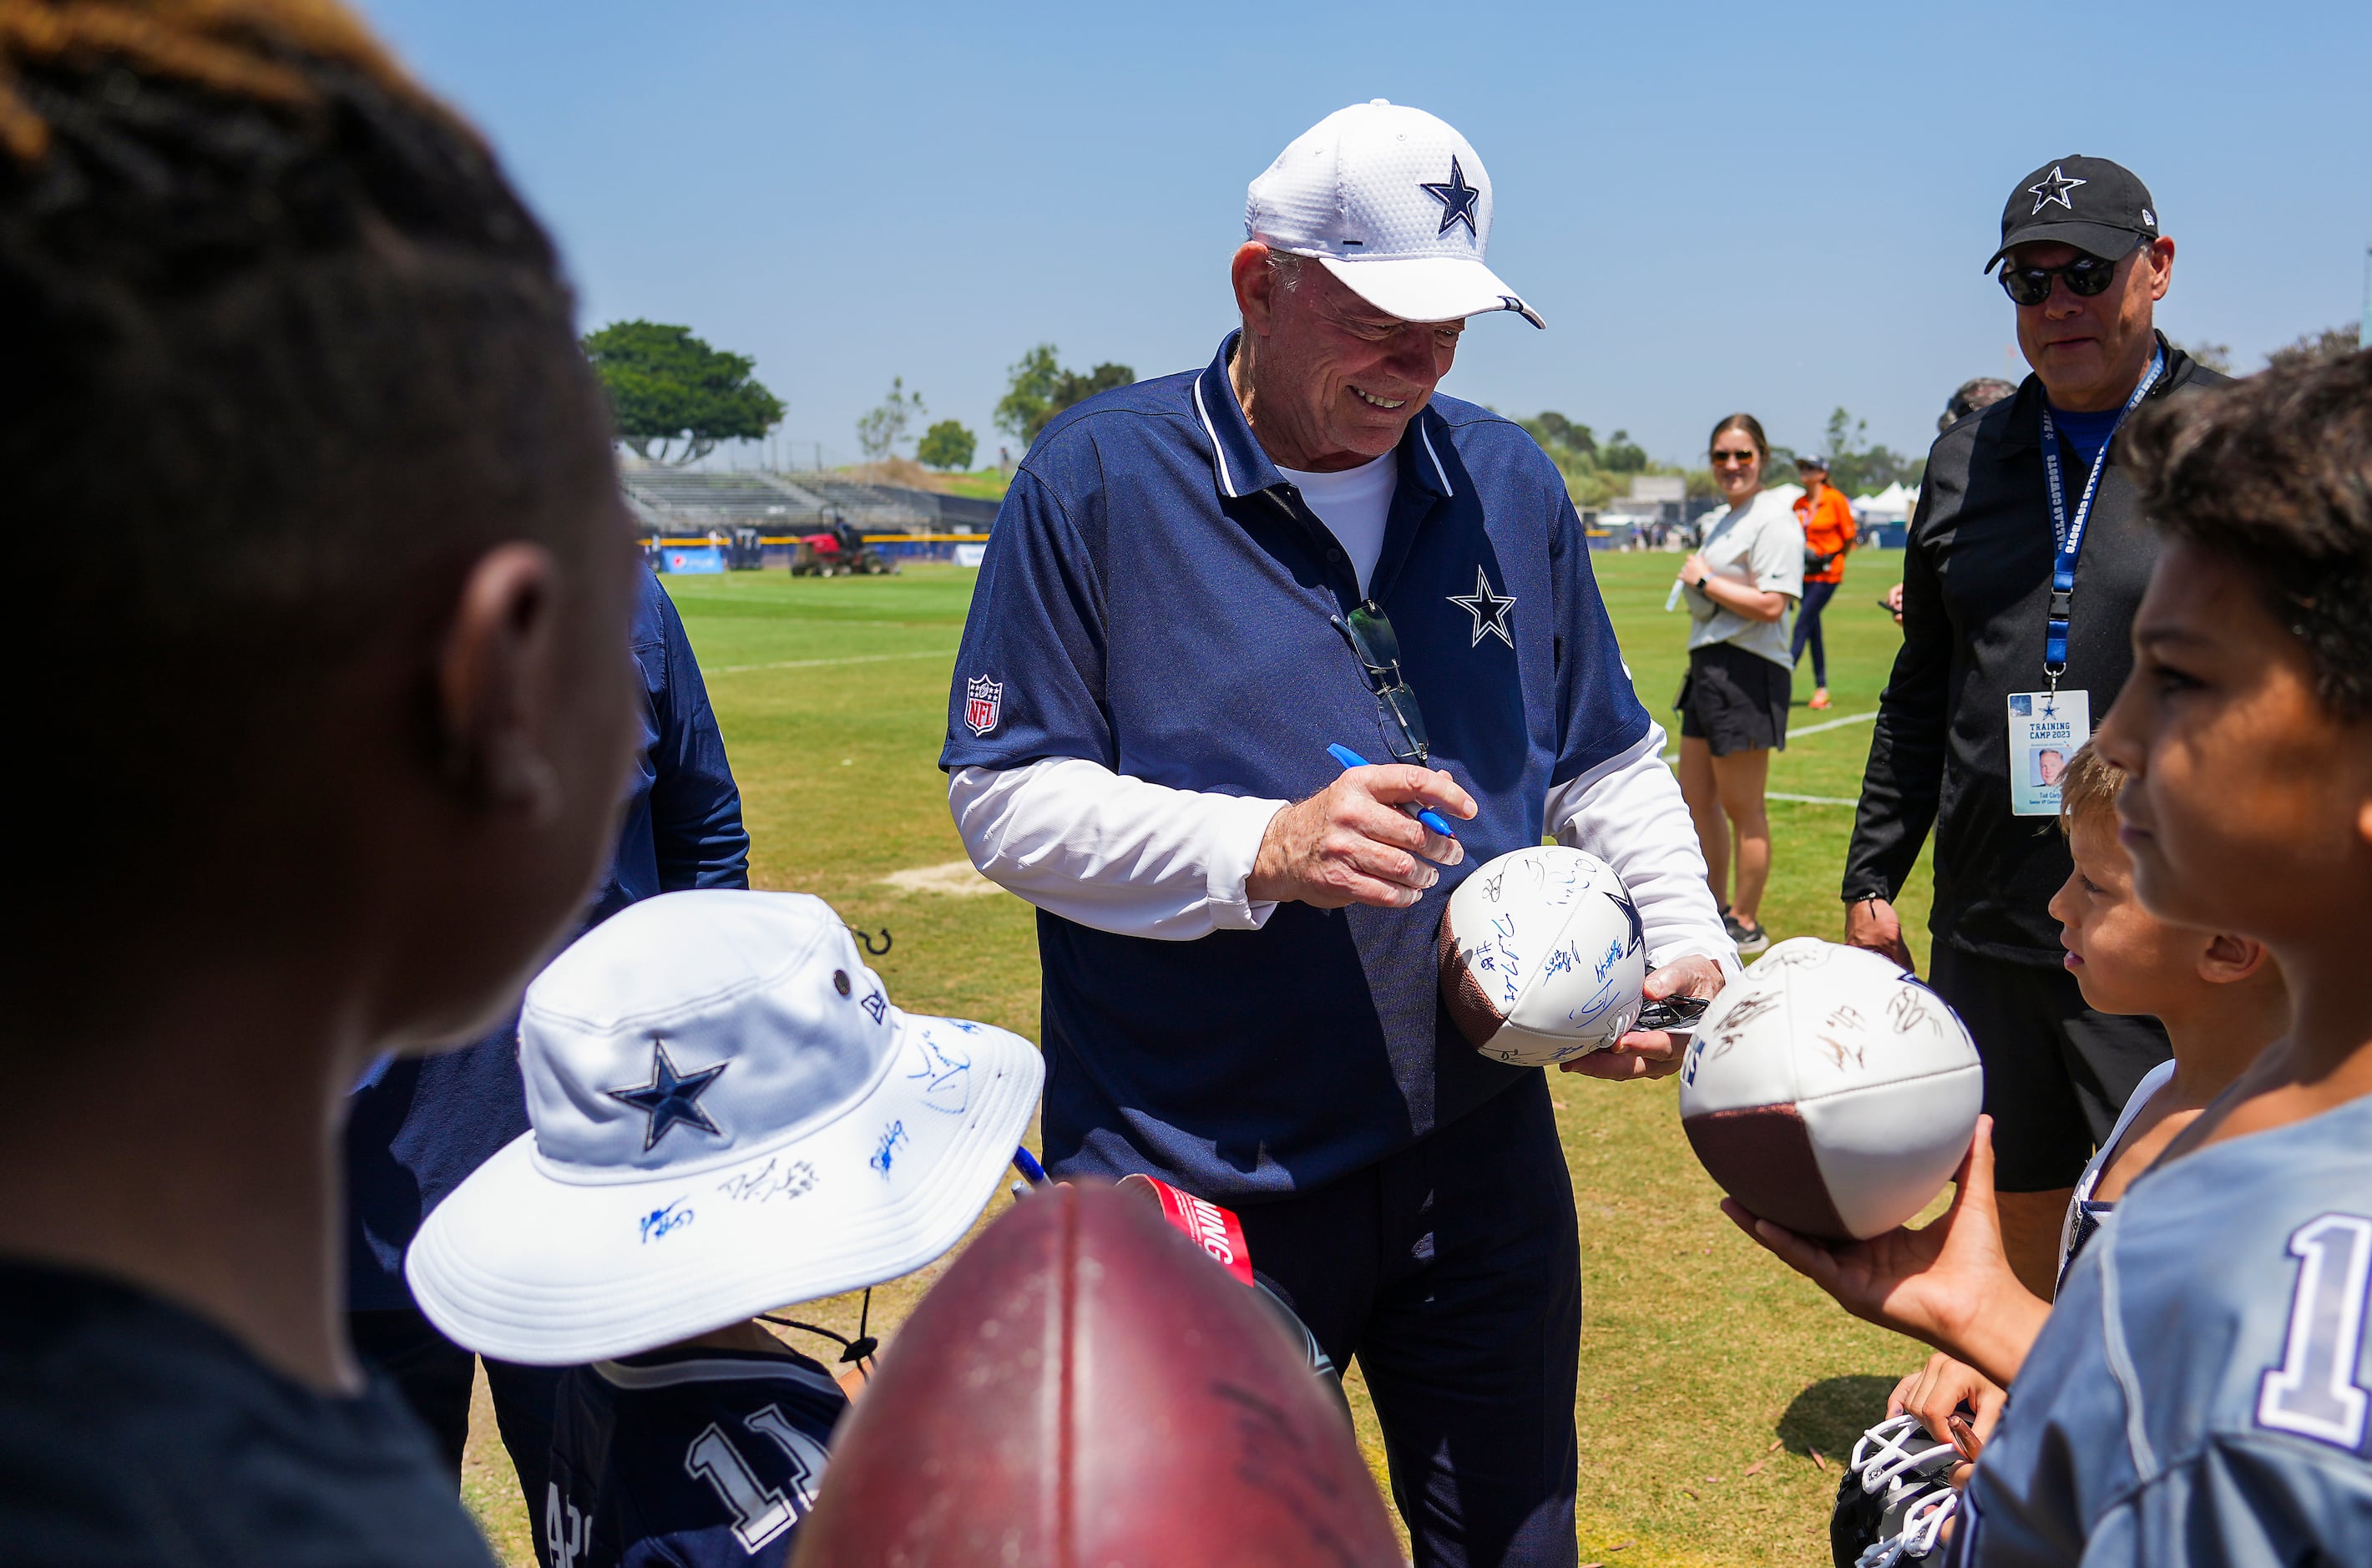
[1525,411,1597,461]
[855,377,926,461]
[995,344,1135,446]
[1821,407,1867,473]
[2265,325,2359,373]
[581,321,784,467]
[917,419,977,472]
[1600,429,1649,473]
[2180,340,2234,374]
[1818,406,1922,495]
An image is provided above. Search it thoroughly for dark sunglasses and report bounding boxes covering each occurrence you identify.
[1997,245,2134,307]
[1636,995,1710,1036]
[1331,599,1430,765]
[1710,449,1759,466]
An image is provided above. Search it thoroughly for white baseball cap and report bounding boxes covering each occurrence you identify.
[1246,99,1543,329]
[406,889,1044,1366]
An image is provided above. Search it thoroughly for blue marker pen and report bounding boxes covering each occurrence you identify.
[1012,1146,1049,1186]
[1327,744,1459,840]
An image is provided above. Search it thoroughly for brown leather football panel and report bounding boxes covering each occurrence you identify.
[1437,908,1508,1050]
[791,1181,1400,1567]
[1682,1105,1854,1242]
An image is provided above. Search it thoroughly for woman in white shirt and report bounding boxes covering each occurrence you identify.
[1672,413,1803,955]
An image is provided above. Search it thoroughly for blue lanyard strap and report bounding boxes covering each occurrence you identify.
[2038,349,2164,682]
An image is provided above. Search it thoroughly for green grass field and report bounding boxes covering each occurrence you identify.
[461,551,1943,1566]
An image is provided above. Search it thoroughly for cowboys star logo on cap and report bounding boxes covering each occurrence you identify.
[2028,164,2086,214]
[1447,565,1516,649]
[1421,156,1481,240]
[606,1039,726,1151]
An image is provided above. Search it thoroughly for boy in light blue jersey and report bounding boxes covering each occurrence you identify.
[1731,347,2372,1565]
[1830,741,2284,1567]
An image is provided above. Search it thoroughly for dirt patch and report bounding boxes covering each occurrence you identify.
[881,859,1004,897]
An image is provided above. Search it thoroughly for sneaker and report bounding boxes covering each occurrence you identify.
[1725,913,1771,957]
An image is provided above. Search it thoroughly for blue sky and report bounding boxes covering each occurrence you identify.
[362,0,2369,472]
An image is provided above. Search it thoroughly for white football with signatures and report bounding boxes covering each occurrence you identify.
[1437,846,1647,1067]
[1677,938,1983,1242]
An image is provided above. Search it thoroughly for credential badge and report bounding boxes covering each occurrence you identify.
[964,675,1004,736]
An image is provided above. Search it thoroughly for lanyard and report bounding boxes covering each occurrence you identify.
[2038,349,2163,686]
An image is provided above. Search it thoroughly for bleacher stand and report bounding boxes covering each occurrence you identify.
[616,468,938,568]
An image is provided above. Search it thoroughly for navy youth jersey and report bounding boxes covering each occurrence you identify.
[941,331,1651,1200]
[546,1346,847,1568]
[1958,1091,2372,1565]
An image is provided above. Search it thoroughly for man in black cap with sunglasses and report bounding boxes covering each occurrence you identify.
[1842,154,2223,1298]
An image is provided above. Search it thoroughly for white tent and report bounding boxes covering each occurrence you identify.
[1853,481,1915,523]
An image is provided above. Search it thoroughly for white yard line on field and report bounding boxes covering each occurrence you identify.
[1659,709,1879,764]
[1654,752,1861,807]
[708,648,958,675]
[1788,709,1882,738]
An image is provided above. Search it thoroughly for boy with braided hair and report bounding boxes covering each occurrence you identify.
[0,2,636,1560]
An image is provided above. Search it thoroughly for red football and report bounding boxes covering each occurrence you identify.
[789,1181,1400,1567]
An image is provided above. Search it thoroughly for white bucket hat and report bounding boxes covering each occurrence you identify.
[407,889,1043,1366]
[1246,99,1543,329]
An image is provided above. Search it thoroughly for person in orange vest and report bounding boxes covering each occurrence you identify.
[1791,453,1858,710]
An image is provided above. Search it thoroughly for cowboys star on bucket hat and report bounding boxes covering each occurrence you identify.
[406,890,1044,1366]
[1985,154,2161,272]
[1247,99,1544,329]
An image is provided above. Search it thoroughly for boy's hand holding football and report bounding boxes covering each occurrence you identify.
[1721,1115,2050,1389]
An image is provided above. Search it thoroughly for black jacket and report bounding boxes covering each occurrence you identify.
[1842,336,2228,963]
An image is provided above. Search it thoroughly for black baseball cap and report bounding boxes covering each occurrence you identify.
[1985,155,2159,273]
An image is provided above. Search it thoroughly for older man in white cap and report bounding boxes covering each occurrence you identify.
[940,102,1730,1565]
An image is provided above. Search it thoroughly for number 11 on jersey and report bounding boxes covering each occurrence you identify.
[2258,1212,2372,1450]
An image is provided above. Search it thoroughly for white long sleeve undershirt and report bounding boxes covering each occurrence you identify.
[948,721,1737,974]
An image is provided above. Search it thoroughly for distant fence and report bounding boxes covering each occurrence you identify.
[643,532,990,570]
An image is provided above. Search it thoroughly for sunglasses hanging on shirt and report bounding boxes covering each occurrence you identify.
[1331,600,1431,766]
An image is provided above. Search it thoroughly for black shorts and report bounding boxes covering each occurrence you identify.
[1927,943,2174,1192]
[1677,641,1790,756]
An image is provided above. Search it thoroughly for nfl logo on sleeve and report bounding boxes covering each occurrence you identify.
[964,675,1004,736]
